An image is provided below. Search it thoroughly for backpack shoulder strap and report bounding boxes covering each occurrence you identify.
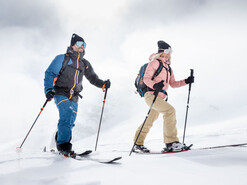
[168,65,172,75]
[58,54,70,76]
[152,59,164,80]
[161,61,172,75]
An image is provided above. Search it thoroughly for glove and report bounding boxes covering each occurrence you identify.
[103,79,111,89]
[185,76,194,84]
[46,89,55,101]
[153,81,164,92]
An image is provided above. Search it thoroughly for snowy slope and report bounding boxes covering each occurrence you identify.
[1,1,247,184]
[0,116,247,185]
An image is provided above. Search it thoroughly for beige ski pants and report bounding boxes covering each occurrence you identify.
[134,93,179,145]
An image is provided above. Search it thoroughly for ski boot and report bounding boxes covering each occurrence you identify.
[162,142,188,152]
[133,144,150,153]
[57,142,75,157]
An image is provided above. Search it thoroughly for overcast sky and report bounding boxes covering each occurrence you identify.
[0,0,247,144]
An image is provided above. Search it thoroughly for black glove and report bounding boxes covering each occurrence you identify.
[103,79,111,89]
[153,81,164,92]
[46,89,55,101]
[185,76,194,84]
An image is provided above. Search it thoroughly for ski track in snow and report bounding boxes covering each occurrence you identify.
[1,118,247,185]
[0,147,247,185]
[1,146,247,184]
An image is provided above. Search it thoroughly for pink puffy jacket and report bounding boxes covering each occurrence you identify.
[143,53,187,99]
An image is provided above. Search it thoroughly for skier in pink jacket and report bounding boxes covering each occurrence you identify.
[133,40,194,153]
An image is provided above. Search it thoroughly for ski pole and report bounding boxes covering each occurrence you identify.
[16,99,49,152]
[182,69,194,144]
[94,86,108,151]
[129,81,163,156]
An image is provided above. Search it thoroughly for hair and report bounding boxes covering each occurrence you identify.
[150,53,162,61]
[151,52,171,62]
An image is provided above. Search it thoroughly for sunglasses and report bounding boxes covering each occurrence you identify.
[163,47,173,54]
[160,47,172,54]
[76,41,86,48]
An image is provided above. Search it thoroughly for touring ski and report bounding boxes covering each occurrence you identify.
[75,156,122,164]
[46,147,122,164]
[199,143,247,150]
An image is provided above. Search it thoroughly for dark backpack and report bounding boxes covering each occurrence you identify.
[135,60,171,97]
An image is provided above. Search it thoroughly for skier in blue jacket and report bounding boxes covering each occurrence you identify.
[44,33,111,154]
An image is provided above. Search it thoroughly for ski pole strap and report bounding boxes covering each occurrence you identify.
[102,84,106,92]
[162,90,167,95]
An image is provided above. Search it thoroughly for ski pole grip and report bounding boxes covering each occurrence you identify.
[189,69,194,91]
[190,69,194,77]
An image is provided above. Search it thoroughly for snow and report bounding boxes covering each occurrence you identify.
[1,116,247,185]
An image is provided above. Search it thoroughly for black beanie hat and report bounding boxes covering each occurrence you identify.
[71,33,84,46]
[157,40,171,53]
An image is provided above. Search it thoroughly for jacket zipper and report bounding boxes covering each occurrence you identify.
[69,53,80,99]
